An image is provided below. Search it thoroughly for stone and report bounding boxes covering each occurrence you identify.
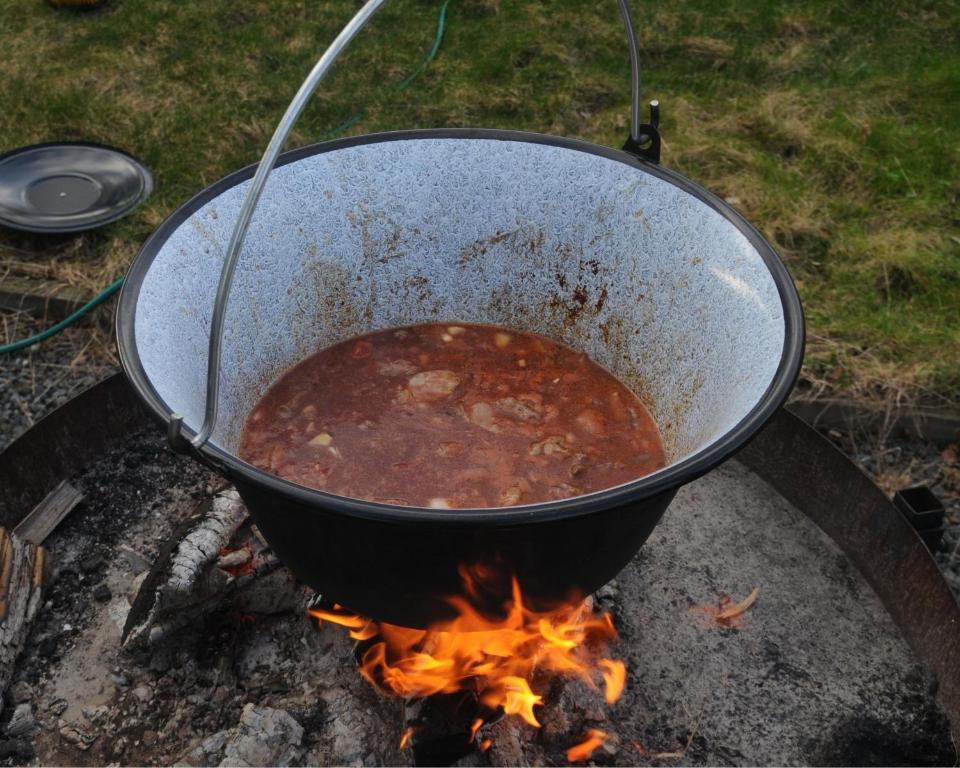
[60,724,95,750]
[82,705,109,724]
[132,685,152,705]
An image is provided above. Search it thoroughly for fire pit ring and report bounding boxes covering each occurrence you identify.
[116,0,804,626]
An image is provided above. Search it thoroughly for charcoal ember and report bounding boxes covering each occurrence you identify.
[232,569,302,616]
[451,753,484,767]
[482,717,544,767]
[37,635,58,659]
[121,489,292,651]
[595,579,619,601]
[217,549,251,570]
[7,681,32,705]
[111,735,129,759]
[404,692,498,767]
[0,737,33,761]
[79,553,104,573]
[119,544,151,576]
[304,685,407,767]
[92,583,112,603]
[217,704,304,767]
[148,648,172,673]
[3,422,955,768]
[4,703,33,737]
[183,729,230,764]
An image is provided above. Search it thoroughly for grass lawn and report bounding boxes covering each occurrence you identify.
[1,0,958,402]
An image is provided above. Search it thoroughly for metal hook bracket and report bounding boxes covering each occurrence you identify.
[622,99,661,163]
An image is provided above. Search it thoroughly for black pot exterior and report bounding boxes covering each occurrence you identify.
[117,129,805,630]
[235,475,676,627]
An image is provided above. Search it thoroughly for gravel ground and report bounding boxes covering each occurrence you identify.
[0,308,118,451]
[821,425,960,597]
[1,312,958,598]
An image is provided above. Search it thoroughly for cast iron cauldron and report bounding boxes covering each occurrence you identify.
[117,0,804,627]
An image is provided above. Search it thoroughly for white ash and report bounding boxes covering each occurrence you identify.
[222,704,304,767]
[168,490,248,593]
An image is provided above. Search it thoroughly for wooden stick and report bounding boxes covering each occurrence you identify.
[32,546,46,590]
[0,530,14,622]
[14,480,83,546]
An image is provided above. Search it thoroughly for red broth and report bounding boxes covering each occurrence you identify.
[239,323,665,508]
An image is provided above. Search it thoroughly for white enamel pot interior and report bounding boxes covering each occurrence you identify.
[117,130,804,625]
[118,129,804,520]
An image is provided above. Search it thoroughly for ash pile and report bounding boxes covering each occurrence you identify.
[0,429,954,767]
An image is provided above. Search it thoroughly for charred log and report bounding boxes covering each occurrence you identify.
[121,489,294,650]
[0,528,45,708]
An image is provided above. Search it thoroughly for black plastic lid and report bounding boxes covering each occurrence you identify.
[0,142,153,233]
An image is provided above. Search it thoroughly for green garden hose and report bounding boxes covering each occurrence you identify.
[322,0,450,138]
[2,0,451,355]
[0,277,122,354]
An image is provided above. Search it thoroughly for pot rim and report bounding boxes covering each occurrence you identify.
[117,127,805,525]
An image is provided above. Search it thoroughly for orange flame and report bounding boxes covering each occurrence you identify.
[567,729,608,763]
[399,727,413,749]
[599,659,626,704]
[309,570,626,736]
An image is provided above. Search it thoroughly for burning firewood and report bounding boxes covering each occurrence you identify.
[0,528,46,708]
[312,568,630,765]
[122,489,294,650]
[566,728,610,763]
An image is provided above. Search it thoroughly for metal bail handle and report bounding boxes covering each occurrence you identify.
[178,0,658,453]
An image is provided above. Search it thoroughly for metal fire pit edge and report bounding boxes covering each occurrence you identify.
[0,374,957,741]
[739,408,960,736]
